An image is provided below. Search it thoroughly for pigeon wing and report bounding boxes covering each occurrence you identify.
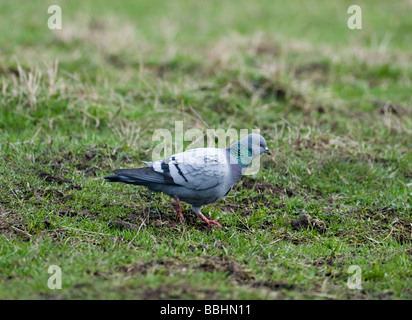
[152,148,228,191]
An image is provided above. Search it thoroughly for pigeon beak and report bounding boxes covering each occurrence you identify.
[264,147,272,155]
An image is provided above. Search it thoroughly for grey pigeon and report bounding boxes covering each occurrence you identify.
[105,133,271,227]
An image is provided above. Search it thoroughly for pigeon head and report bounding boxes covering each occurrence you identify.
[228,133,271,167]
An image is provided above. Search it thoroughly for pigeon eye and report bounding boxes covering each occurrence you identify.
[258,143,262,147]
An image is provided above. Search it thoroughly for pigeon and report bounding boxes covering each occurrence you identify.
[104,133,271,227]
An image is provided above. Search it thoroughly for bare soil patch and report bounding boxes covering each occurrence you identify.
[0,207,30,241]
[121,256,254,282]
[291,214,327,233]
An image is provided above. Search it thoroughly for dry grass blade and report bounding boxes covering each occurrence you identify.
[128,218,147,246]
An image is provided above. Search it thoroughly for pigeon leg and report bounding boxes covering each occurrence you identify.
[191,206,222,228]
[171,196,184,223]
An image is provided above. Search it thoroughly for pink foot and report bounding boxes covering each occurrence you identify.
[198,213,222,228]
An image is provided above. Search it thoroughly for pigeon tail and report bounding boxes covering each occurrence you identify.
[104,167,179,186]
[104,174,151,185]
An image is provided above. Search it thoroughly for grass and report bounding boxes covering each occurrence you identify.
[0,0,411,299]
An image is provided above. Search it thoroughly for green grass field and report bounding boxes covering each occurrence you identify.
[0,0,411,299]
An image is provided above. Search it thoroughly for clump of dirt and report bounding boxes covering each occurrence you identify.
[311,218,328,233]
[39,171,72,184]
[291,214,327,233]
[291,214,310,229]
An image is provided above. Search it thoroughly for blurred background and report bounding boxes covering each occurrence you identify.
[1,0,411,146]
